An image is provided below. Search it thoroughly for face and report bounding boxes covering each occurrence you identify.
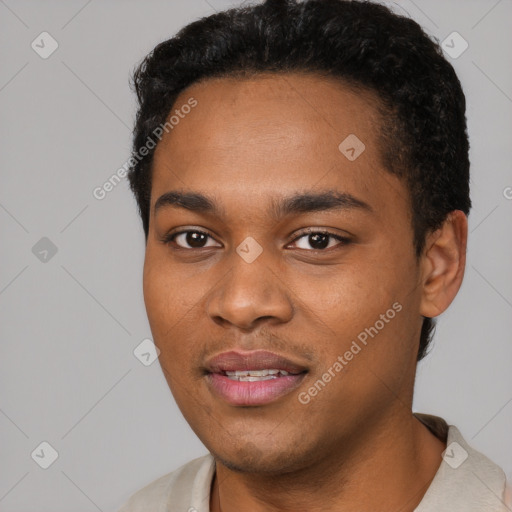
[143,73,425,474]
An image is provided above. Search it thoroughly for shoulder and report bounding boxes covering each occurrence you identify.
[448,424,508,504]
[415,414,509,511]
[117,454,215,512]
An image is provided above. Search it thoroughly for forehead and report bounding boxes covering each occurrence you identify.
[150,72,407,216]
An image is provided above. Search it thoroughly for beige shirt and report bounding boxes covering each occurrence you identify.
[118,414,510,511]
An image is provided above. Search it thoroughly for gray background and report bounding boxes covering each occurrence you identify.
[1,0,511,510]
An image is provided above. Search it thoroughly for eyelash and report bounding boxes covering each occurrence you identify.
[160,228,350,251]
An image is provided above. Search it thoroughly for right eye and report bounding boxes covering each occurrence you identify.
[161,229,222,250]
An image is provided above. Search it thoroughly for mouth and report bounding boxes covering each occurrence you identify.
[223,369,295,381]
[204,350,308,406]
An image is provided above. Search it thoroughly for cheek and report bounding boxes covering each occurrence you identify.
[302,260,394,327]
[143,259,171,326]
[143,254,188,353]
[142,253,207,369]
[143,249,195,318]
[301,250,419,364]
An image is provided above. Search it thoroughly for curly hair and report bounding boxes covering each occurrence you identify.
[127,0,471,362]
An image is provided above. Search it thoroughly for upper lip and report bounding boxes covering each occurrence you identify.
[205,350,308,375]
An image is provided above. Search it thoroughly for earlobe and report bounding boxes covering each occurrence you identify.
[419,210,468,318]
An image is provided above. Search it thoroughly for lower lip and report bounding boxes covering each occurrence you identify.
[207,373,306,406]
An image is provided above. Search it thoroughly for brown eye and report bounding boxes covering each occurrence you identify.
[291,230,350,251]
[163,230,221,249]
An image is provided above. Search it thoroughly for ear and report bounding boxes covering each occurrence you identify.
[419,210,468,318]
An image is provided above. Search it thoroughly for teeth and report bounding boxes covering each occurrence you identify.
[237,375,277,382]
[225,369,275,377]
[224,369,291,381]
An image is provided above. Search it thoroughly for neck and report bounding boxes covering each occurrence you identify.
[210,411,445,512]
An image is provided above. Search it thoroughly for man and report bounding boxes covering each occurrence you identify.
[119,0,510,510]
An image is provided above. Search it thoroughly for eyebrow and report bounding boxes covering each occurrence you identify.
[153,190,373,219]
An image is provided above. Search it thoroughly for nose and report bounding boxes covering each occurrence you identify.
[206,252,294,331]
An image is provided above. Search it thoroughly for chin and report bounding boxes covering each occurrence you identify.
[208,437,315,475]
[213,451,298,475]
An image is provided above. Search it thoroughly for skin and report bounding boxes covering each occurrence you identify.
[143,72,467,512]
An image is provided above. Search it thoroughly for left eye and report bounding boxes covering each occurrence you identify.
[290,231,349,251]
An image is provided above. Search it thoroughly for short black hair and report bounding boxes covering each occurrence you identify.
[127,0,471,361]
